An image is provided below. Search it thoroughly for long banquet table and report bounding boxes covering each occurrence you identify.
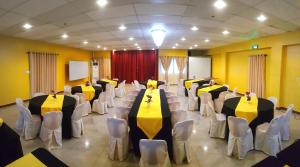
[128,89,172,157]
[196,85,228,110]
[183,79,210,96]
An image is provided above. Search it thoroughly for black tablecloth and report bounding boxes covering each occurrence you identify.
[0,123,23,166]
[96,80,119,91]
[28,95,76,139]
[30,148,68,166]
[252,156,286,167]
[222,97,274,139]
[128,89,173,157]
[71,86,102,105]
[196,85,228,110]
[140,80,165,88]
[277,140,300,167]
[183,79,210,96]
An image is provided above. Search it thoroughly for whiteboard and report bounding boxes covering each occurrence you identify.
[188,57,211,79]
[69,61,89,81]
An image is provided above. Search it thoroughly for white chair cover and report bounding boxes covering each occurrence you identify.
[115,80,126,98]
[158,85,166,90]
[140,85,147,89]
[15,98,26,132]
[171,110,187,126]
[106,84,115,108]
[67,94,79,106]
[173,120,194,164]
[40,112,63,149]
[64,85,72,95]
[92,92,108,114]
[190,84,198,97]
[225,93,237,100]
[167,96,179,103]
[134,80,141,90]
[75,93,85,104]
[128,90,139,96]
[139,139,171,167]
[279,105,294,141]
[232,87,238,95]
[200,92,214,117]
[227,116,253,159]
[107,117,129,161]
[255,116,282,156]
[72,103,84,138]
[177,82,185,97]
[169,101,181,112]
[115,107,130,121]
[17,104,41,140]
[81,101,92,116]
[209,111,226,139]
[214,91,230,113]
[123,100,134,108]
[187,90,198,111]
[33,92,46,98]
[267,97,278,110]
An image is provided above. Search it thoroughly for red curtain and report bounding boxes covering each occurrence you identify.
[111,50,158,83]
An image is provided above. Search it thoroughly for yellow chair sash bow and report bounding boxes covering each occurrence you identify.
[81,85,95,101]
[41,95,64,116]
[137,89,162,139]
[235,96,258,123]
[6,153,46,167]
[197,85,222,96]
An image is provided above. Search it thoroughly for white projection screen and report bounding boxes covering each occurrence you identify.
[188,56,211,79]
[69,61,89,81]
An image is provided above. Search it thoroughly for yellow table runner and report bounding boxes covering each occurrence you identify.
[235,96,258,123]
[41,95,64,116]
[0,118,3,127]
[101,79,118,88]
[6,153,46,167]
[197,85,222,96]
[185,79,200,89]
[81,85,95,101]
[147,80,158,89]
[137,89,162,139]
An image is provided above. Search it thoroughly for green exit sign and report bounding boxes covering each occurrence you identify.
[252,44,259,49]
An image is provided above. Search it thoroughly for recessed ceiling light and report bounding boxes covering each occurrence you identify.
[204,39,210,43]
[175,43,179,46]
[61,33,68,39]
[257,14,267,22]
[103,47,107,50]
[23,23,32,29]
[134,43,138,46]
[194,44,198,47]
[172,46,176,49]
[123,48,127,51]
[129,37,134,41]
[119,24,127,31]
[83,40,88,45]
[138,48,142,50]
[189,47,193,49]
[137,46,141,49]
[152,48,155,50]
[222,30,230,35]
[191,26,199,31]
[181,37,186,41]
[214,0,227,10]
[96,0,108,7]
[97,45,101,48]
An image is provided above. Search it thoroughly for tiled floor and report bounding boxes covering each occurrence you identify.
[0,85,299,167]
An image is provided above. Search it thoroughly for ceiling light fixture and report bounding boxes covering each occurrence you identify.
[129,37,134,41]
[97,45,101,48]
[119,24,127,31]
[181,37,186,41]
[83,40,88,45]
[123,48,127,51]
[222,30,230,35]
[152,48,155,50]
[23,23,32,29]
[151,25,166,47]
[172,46,176,49]
[194,44,198,47]
[96,0,108,7]
[214,0,227,10]
[134,43,138,46]
[103,47,107,50]
[189,47,193,49]
[204,39,210,43]
[191,26,199,31]
[257,14,267,22]
[61,33,68,39]
[175,43,179,46]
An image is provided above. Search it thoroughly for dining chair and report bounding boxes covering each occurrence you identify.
[115,80,126,98]
[267,96,278,110]
[173,120,194,165]
[63,85,72,95]
[227,116,253,159]
[15,98,26,132]
[214,91,230,113]
[67,94,79,106]
[115,107,130,121]
[107,117,129,161]
[209,109,226,139]
[40,111,63,149]
[279,105,294,141]
[187,90,198,111]
[92,92,107,115]
[105,84,115,108]
[139,139,171,167]
[72,103,84,138]
[169,101,181,112]
[200,92,214,117]
[224,93,237,100]
[255,116,282,156]
[171,110,187,127]
[158,84,166,90]
[177,81,185,97]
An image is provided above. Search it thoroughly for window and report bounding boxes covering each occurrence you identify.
[160,58,179,74]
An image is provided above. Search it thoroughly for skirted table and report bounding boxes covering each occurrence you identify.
[196,85,228,110]
[96,79,118,91]
[6,148,68,167]
[28,95,76,139]
[71,85,102,105]
[183,79,210,96]
[222,97,274,139]
[0,122,23,166]
[140,79,165,89]
[128,89,172,157]
[276,139,300,167]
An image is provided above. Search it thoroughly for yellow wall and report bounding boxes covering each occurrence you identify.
[159,49,188,57]
[94,50,111,59]
[209,29,300,111]
[0,35,91,106]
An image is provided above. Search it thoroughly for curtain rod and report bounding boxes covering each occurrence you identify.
[27,51,59,55]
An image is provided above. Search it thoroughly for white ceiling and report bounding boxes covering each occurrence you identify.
[0,0,299,50]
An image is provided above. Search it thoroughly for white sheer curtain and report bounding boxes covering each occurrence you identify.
[158,57,186,84]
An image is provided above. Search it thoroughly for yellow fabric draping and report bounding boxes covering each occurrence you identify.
[101,79,118,88]
[147,80,158,89]
[235,96,258,123]
[81,85,95,101]
[137,89,162,139]
[0,118,3,127]
[41,95,64,116]
[184,79,200,89]
[197,85,222,96]
[6,153,46,167]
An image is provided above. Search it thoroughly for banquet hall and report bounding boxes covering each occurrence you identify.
[0,0,300,166]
